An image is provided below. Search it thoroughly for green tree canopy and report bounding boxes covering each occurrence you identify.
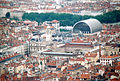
[22,10,120,26]
[11,16,19,21]
[5,12,10,18]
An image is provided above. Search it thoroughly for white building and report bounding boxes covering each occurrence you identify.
[51,20,60,29]
[7,45,25,55]
[55,0,63,5]
[42,20,60,29]
[30,41,46,53]
[100,55,120,66]
[80,10,103,16]
[46,26,52,41]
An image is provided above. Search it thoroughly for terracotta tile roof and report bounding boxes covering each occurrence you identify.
[35,64,39,67]
[115,66,120,70]
[0,1,11,4]
[101,55,120,59]
[67,64,83,71]
[51,20,59,23]
[13,76,17,80]
[110,78,119,81]
[50,26,54,28]
[57,65,62,68]
[70,58,84,61]
[28,64,33,68]
[40,58,44,61]
[117,62,120,65]
[39,72,56,80]
[75,78,80,81]
[47,62,56,66]
[0,53,19,62]
[86,59,91,61]
[57,73,64,78]
[92,73,100,77]
[85,53,97,57]
[43,26,47,29]
[0,25,3,27]
[80,74,90,79]
[68,77,74,81]
[72,37,84,43]
[63,43,93,48]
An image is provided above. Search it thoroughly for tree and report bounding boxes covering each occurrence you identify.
[22,10,120,26]
[11,16,19,21]
[5,12,10,18]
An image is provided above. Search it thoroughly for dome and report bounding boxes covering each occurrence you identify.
[73,19,102,33]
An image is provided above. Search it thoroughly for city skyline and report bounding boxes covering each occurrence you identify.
[0,0,120,81]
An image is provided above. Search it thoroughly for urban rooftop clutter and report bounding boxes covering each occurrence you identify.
[0,0,120,81]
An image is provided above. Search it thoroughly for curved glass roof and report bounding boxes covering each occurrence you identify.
[73,19,102,33]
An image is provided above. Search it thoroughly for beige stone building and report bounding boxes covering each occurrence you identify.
[30,41,47,54]
[84,53,99,64]
[104,46,120,56]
